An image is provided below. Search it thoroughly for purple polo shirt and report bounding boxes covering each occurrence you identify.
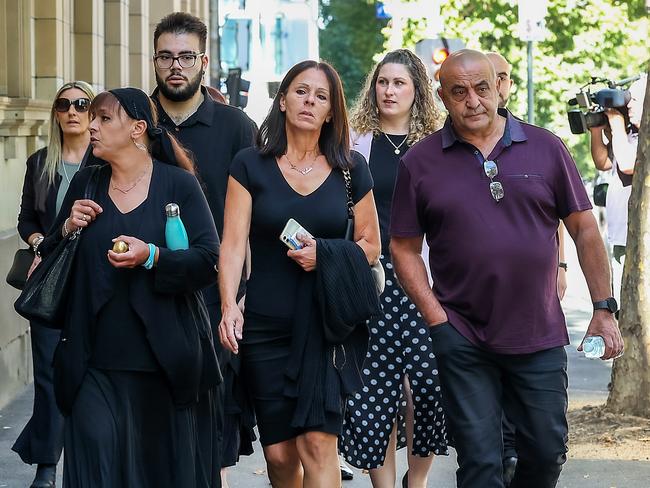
[390,111,592,354]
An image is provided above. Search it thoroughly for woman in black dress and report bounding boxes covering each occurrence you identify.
[36,88,222,487]
[13,80,96,488]
[218,60,381,487]
[340,49,448,488]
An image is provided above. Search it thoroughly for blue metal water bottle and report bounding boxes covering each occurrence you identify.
[165,203,189,250]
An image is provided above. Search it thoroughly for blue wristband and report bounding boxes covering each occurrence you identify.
[143,243,156,270]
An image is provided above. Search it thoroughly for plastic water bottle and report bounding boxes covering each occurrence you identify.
[582,336,605,359]
[165,203,189,250]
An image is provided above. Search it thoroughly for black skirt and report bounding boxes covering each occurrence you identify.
[63,368,221,488]
[240,311,341,446]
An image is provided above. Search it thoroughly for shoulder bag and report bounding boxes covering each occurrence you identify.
[14,166,100,323]
[342,168,385,295]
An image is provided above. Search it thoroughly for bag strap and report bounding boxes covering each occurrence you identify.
[342,168,354,218]
[83,165,101,200]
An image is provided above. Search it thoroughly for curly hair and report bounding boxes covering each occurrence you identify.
[350,49,443,145]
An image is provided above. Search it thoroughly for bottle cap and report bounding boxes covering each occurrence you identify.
[165,203,180,217]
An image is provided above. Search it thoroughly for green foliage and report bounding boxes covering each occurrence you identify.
[394,0,649,178]
[319,0,388,104]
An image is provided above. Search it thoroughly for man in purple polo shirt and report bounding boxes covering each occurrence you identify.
[390,50,623,488]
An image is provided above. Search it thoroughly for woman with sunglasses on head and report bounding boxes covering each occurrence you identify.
[12,80,97,488]
[35,87,221,487]
[339,50,448,488]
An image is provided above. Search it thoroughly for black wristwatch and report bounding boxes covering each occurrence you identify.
[593,297,618,314]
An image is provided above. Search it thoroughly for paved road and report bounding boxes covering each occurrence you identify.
[3,242,650,487]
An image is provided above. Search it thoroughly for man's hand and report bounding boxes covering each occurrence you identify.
[578,311,624,360]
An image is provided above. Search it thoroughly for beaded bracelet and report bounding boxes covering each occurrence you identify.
[143,243,156,270]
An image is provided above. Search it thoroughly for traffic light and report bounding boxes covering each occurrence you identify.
[225,68,250,109]
[415,38,465,82]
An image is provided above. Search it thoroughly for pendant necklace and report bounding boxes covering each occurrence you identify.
[60,161,73,184]
[384,132,408,155]
[285,154,315,176]
[111,162,152,194]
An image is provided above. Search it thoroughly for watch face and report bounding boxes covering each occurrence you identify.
[606,297,619,313]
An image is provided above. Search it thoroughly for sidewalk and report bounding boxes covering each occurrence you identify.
[2,245,650,487]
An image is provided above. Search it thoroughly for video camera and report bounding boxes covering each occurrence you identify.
[567,75,640,134]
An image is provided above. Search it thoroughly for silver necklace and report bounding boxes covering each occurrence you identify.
[384,132,408,155]
[60,161,78,184]
[285,154,315,176]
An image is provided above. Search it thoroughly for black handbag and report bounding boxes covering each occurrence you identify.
[6,248,35,290]
[593,182,608,207]
[342,168,385,295]
[14,167,100,323]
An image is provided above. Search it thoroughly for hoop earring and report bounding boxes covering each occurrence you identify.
[132,138,148,152]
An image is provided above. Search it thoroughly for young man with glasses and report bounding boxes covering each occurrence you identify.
[151,12,257,486]
[390,49,622,488]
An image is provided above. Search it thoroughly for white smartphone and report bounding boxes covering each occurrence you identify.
[279,218,313,250]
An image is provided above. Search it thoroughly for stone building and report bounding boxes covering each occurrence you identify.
[0,0,210,409]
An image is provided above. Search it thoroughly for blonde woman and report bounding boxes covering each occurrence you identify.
[13,80,97,488]
[340,50,448,488]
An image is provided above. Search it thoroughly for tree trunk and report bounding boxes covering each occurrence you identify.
[607,63,650,416]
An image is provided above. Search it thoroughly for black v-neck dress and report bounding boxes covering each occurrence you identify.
[230,148,373,445]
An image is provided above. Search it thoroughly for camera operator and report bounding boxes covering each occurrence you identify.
[589,74,646,305]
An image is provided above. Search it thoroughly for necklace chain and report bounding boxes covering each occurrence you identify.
[383,132,409,155]
[285,154,316,176]
[110,163,152,194]
[61,162,73,184]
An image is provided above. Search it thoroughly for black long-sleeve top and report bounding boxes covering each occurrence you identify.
[17,146,99,243]
[39,161,221,415]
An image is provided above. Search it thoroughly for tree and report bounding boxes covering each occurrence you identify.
[319,0,388,104]
[395,0,649,176]
[606,62,650,417]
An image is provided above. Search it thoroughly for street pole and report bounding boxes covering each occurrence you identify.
[527,40,534,124]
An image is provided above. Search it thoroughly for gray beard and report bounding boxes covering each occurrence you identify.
[156,68,204,102]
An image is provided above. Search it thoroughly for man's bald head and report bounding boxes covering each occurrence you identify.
[486,52,513,108]
[438,49,496,89]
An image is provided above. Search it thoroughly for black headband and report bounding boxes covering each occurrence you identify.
[109,87,178,166]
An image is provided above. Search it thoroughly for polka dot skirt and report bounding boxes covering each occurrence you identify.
[339,255,448,469]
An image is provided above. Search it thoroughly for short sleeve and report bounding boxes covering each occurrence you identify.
[229,148,252,192]
[349,150,373,203]
[552,140,592,219]
[390,159,424,237]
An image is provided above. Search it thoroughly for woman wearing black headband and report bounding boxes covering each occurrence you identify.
[36,87,222,487]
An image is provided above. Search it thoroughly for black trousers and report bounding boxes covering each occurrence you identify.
[12,321,64,465]
[502,413,517,459]
[429,323,568,488]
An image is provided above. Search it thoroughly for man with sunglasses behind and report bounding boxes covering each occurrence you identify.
[389,49,622,488]
[150,12,257,486]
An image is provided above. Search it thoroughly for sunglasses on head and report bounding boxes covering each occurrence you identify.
[54,97,91,113]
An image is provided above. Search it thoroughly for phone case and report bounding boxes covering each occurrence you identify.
[279,218,313,250]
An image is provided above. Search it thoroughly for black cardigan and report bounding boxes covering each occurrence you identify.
[39,161,221,415]
[17,146,101,243]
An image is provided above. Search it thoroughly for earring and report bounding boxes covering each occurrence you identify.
[132,138,148,152]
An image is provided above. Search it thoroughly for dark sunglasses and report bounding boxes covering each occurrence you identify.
[483,160,505,202]
[54,97,91,113]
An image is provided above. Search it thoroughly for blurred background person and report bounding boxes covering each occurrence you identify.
[588,74,646,309]
[340,49,448,488]
[37,88,221,487]
[218,60,380,487]
[12,80,96,488]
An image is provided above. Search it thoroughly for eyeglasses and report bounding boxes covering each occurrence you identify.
[153,52,205,69]
[54,97,91,113]
[483,160,504,202]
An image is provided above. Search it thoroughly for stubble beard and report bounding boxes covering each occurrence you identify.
[156,68,204,102]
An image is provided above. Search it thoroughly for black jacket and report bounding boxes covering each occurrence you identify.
[39,162,221,415]
[282,238,378,429]
[17,146,101,243]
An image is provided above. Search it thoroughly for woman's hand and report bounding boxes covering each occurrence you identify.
[107,235,150,268]
[27,254,42,279]
[67,199,103,233]
[219,304,244,354]
[287,233,317,272]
